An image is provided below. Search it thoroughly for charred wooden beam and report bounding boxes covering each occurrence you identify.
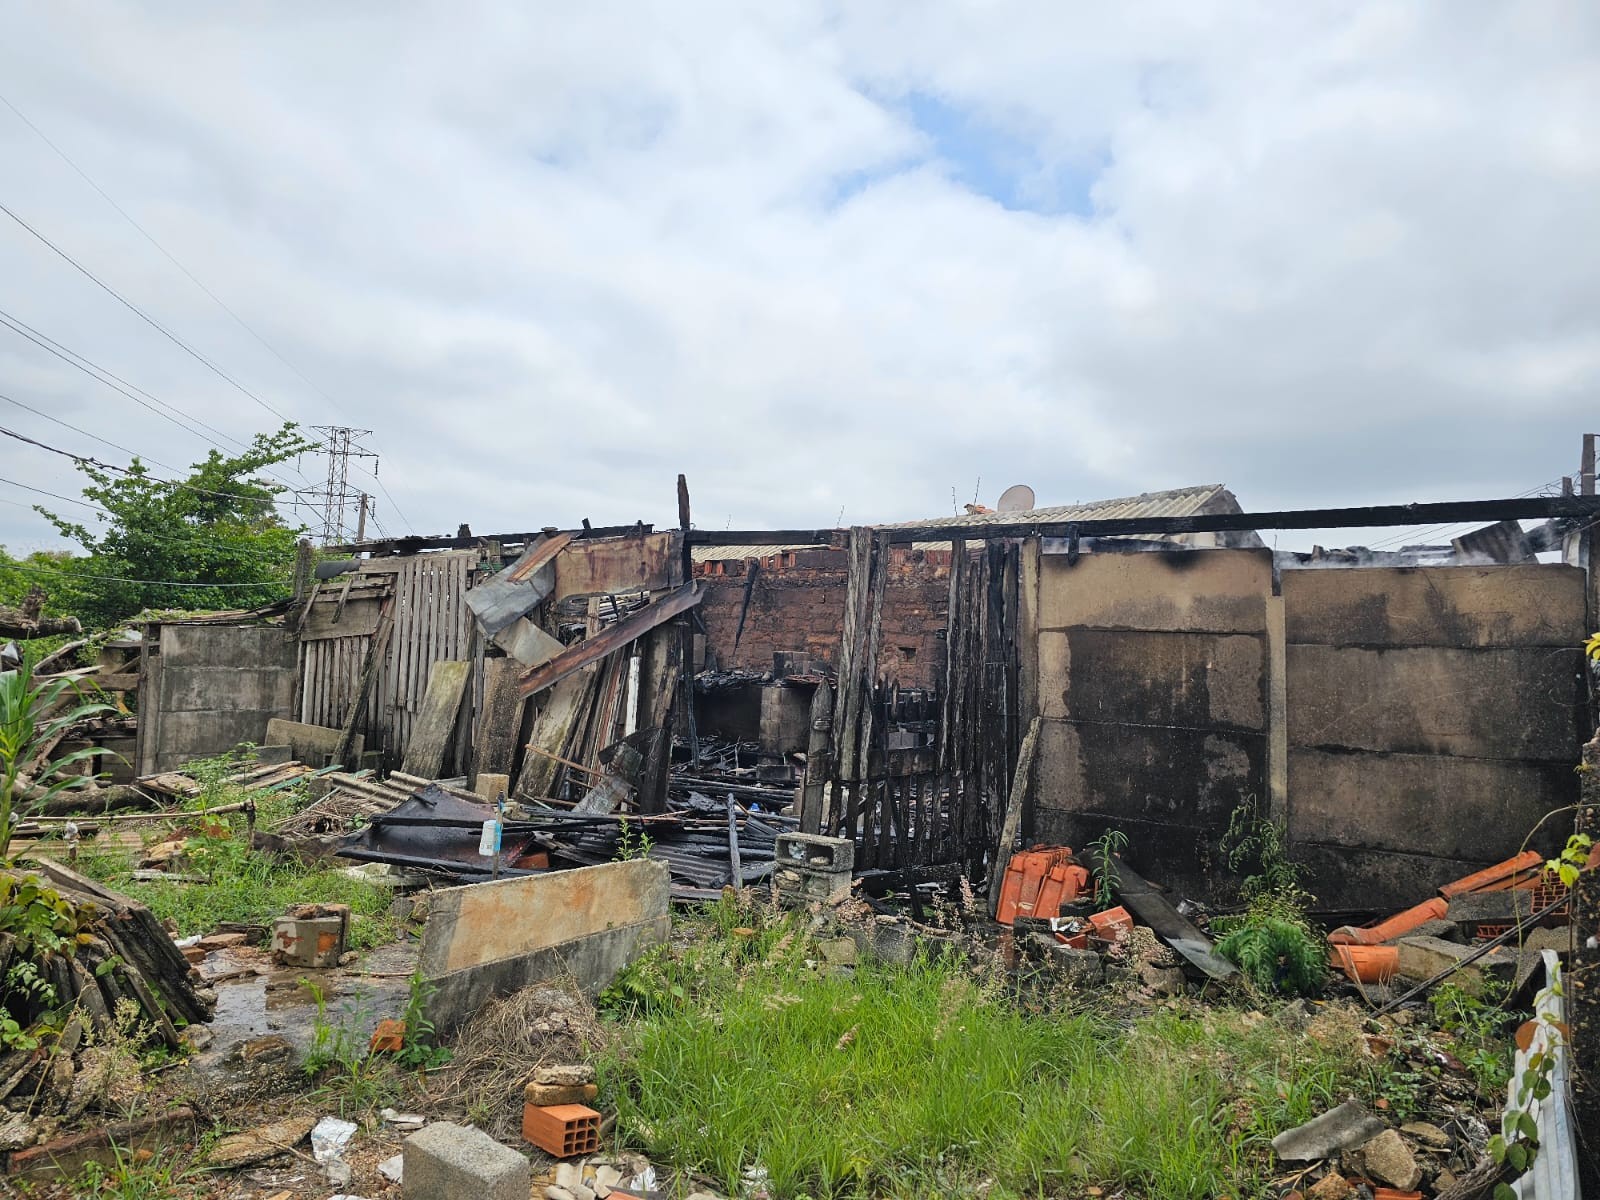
[516,583,703,698]
[688,495,1600,547]
[330,523,653,558]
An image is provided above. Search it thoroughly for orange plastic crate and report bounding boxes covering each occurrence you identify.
[523,1103,600,1158]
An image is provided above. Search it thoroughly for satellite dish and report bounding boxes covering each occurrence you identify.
[996,484,1036,513]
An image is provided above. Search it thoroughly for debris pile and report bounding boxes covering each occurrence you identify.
[0,857,213,1108]
[1326,851,1573,994]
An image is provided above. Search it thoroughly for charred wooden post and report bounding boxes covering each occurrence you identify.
[798,681,834,835]
[1575,735,1600,1195]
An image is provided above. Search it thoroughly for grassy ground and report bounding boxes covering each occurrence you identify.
[596,898,1436,1200]
[66,757,397,950]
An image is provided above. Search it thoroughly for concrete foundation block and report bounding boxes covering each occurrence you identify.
[420,860,670,1035]
[403,1121,529,1200]
[271,906,348,968]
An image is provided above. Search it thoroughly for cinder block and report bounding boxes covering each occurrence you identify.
[774,866,851,903]
[403,1121,529,1200]
[271,906,348,969]
[522,1104,600,1158]
[774,833,854,874]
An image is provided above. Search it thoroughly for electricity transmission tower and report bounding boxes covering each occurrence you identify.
[294,426,379,544]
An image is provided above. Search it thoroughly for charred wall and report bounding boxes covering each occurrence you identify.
[1282,564,1586,909]
[1026,550,1587,912]
[696,547,950,689]
[1030,549,1273,902]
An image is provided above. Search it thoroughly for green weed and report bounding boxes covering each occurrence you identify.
[599,920,1373,1200]
[73,1140,199,1198]
[303,978,400,1117]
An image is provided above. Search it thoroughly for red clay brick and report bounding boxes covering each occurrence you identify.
[522,1103,600,1158]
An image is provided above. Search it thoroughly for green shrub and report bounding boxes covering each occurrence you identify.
[1215,913,1326,996]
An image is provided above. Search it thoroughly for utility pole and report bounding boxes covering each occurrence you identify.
[293,427,378,545]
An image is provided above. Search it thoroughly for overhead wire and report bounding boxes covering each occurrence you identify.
[0,199,293,425]
[0,90,340,414]
[0,389,182,473]
[1,99,415,533]
[0,472,296,565]
[0,306,302,492]
[0,419,296,504]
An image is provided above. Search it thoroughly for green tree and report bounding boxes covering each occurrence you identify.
[30,423,314,627]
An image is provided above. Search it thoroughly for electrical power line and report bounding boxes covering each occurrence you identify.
[0,306,302,492]
[0,419,298,505]
[0,90,342,414]
[0,389,181,473]
[0,473,299,566]
[1,99,414,530]
[0,199,293,425]
[351,463,414,535]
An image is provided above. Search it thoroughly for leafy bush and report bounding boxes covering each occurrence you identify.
[1215,913,1326,996]
[0,668,116,859]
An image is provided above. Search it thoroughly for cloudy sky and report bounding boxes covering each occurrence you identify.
[2,2,1598,558]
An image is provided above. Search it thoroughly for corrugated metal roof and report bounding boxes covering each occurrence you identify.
[690,543,828,564]
[691,484,1245,560]
[878,483,1235,531]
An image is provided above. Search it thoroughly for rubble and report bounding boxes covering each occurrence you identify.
[1271,1100,1387,1162]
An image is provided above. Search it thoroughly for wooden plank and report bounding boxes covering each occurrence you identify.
[798,682,834,835]
[471,656,525,780]
[515,665,601,798]
[334,600,394,767]
[832,530,874,785]
[516,583,703,698]
[302,594,383,641]
[399,659,471,778]
[987,717,1041,916]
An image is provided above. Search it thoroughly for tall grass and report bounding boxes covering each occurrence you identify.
[600,927,1370,1200]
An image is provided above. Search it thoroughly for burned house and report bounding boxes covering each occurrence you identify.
[126,481,1599,915]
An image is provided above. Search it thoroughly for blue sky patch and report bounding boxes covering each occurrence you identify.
[901,90,1105,216]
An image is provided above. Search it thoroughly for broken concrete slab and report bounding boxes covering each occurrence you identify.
[263,718,362,767]
[207,1113,318,1169]
[420,859,669,1035]
[403,1121,529,1200]
[1514,926,1574,991]
[1270,1100,1387,1162]
[1396,935,1516,993]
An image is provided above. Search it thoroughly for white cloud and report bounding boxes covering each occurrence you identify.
[0,1,1597,559]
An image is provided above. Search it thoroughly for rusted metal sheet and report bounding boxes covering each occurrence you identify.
[552,531,678,601]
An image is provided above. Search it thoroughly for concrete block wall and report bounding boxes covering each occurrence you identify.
[1029,549,1273,901]
[135,623,300,775]
[1282,565,1586,908]
[1025,551,1587,912]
